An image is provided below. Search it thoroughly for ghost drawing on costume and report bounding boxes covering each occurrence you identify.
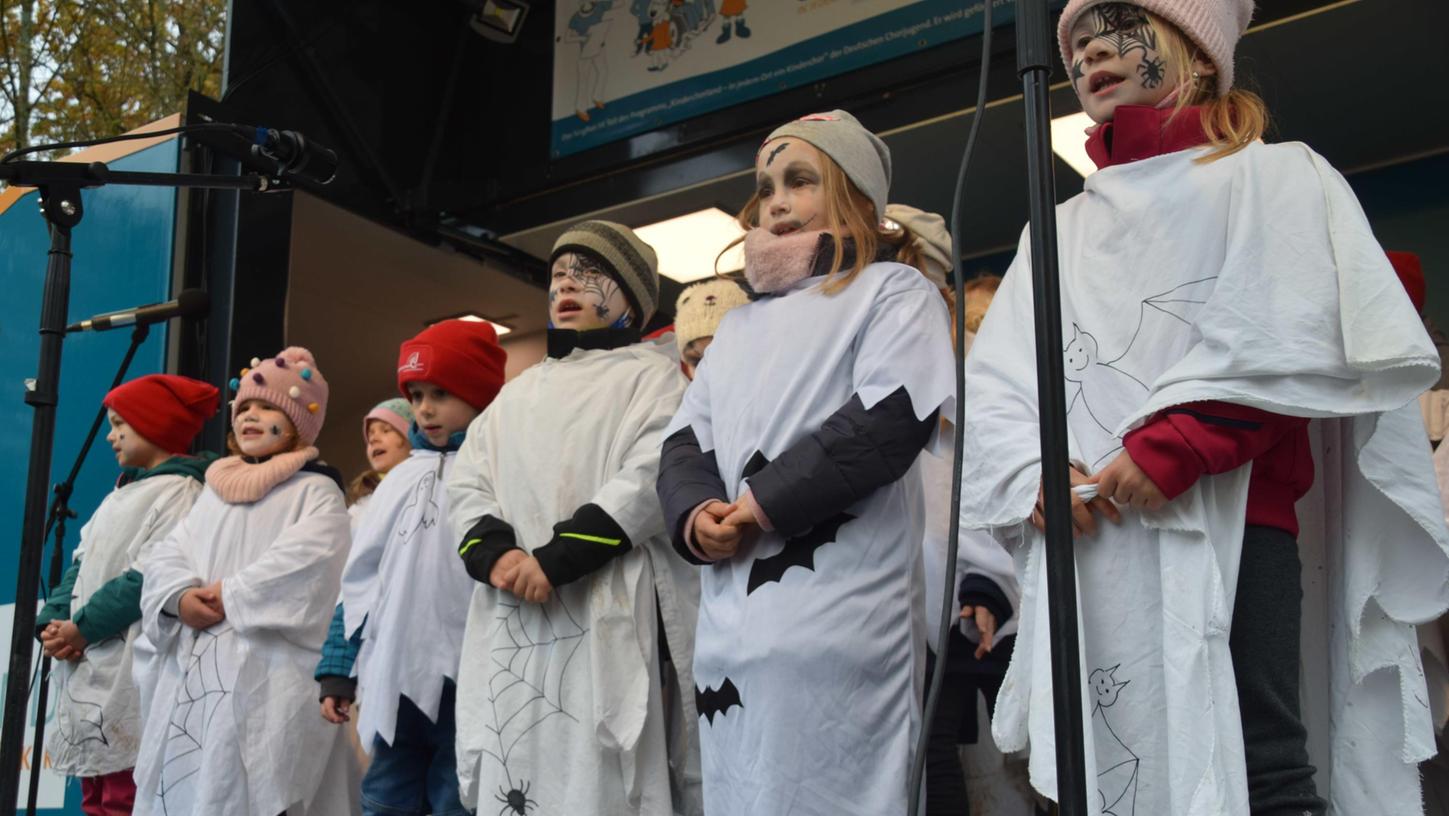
[657,111,956,815]
[133,349,358,816]
[449,220,702,815]
[566,0,614,121]
[960,3,1449,816]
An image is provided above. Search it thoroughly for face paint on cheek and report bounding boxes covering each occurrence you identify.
[270,425,282,437]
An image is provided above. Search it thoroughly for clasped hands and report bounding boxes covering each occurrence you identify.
[1029,449,1167,537]
[178,581,226,629]
[692,498,762,561]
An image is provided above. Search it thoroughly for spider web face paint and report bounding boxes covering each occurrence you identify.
[548,252,633,331]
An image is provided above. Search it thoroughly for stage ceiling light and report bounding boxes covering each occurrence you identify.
[635,207,746,284]
[470,0,530,43]
[1050,111,1098,178]
[428,311,513,336]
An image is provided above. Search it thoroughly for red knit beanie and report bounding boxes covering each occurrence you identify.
[103,374,220,454]
[1388,251,1425,315]
[397,319,508,411]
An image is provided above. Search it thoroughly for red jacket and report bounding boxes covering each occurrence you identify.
[1089,105,1314,537]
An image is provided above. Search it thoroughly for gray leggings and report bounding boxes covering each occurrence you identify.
[1231,526,1328,816]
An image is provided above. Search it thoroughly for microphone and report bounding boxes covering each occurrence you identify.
[67,289,209,333]
[234,126,339,185]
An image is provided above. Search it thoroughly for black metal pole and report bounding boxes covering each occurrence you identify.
[0,190,82,813]
[1016,0,1089,812]
[25,323,151,815]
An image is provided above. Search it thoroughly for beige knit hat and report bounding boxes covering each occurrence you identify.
[674,278,750,350]
[762,110,892,218]
[884,204,952,289]
[1057,0,1254,96]
[551,220,661,324]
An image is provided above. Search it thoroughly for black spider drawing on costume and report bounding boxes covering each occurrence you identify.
[1137,56,1166,89]
[1089,2,1157,60]
[496,780,538,815]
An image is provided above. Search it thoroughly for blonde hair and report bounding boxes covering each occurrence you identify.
[347,469,383,505]
[719,143,916,294]
[1147,11,1268,163]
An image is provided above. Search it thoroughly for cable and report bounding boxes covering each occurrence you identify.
[1,123,238,165]
[908,0,994,812]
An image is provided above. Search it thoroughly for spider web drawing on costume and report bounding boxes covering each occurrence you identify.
[159,624,236,815]
[1090,665,1138,816]
[1064,277,1217,466]
[55,683,108,749]
[482,596,588,811]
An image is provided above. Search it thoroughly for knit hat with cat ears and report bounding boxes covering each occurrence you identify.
[228,347,329,446]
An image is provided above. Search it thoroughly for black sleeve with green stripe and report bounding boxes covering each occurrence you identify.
[532,503,633,587]
[458,515,521,585]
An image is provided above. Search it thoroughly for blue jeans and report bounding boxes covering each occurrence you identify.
[361,681,471,816]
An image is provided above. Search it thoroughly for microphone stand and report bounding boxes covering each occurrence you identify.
[1016,0,1089,812]
[25,323,150,816]
[0,158,281,814]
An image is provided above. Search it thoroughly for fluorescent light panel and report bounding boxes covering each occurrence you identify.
[432,311,513,336]
[1050,111,1098,178]
[635,207,745,283]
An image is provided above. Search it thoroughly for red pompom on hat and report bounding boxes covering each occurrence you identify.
[1387,251,1425,314]
[103,374,220,454]
[397,319,508,411]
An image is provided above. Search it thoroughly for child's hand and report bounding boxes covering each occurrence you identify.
[55,621,88,657]
[40,622,70,659]
[491,549,529,592]
[1030,465,1121,537]
[1091,450,1168,511]
[196,581,227,619]
[178,588,224,630]
[510,556,554,604]
[320,696,352,724]
[960,605,997,660]
[695,500,742,561]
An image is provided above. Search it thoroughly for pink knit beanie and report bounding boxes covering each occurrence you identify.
[228,346,329,446]
[1057,0,1254,96]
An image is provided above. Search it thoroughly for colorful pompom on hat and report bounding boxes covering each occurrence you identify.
[228,346,329,446]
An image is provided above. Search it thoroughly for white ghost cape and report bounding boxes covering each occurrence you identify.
[664,263,957,816]
[133,469,358,816]
[50,472,204,777]
[446,343,701,815]
[960,141,1449,816]
[341,449,472,751]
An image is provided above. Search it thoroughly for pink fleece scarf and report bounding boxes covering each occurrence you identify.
[205,446,319,504]
[743,228,826,294]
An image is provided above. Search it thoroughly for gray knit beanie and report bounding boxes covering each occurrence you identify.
[551,220,661,325]
[763,110,892,218]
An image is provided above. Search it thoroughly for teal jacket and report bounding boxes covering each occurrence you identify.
[35,453,216,644]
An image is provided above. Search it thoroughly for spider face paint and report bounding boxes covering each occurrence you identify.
[233,399,295,458]
[548,251,634,331]
[1067,3,1184,123]
[754,139,826,238]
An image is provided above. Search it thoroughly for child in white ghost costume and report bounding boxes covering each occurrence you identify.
[960,2,1449,815]
[35,374,218,814]
[134,348,359,816]
[320,319,507,816]
[448,220,701,815]
[656,112,957,816]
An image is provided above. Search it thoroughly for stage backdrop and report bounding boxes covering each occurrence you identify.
[551,0,1044,157]
[0,123,180,815]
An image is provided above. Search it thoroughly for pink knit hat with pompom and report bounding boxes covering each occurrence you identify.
[228,346,329,446]
[1058,0,1254,96]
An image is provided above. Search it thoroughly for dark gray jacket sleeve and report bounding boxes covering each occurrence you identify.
[748,386,937,538]
[657,426,728,565]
